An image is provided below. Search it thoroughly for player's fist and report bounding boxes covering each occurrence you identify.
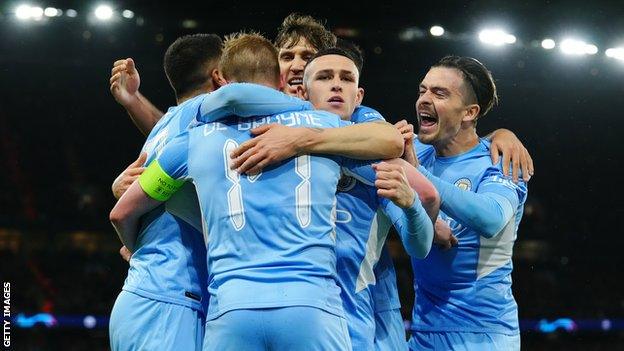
[373,161,415,209]
[112,153,147,199]
[395,119,418,167]
[110,58,141,107]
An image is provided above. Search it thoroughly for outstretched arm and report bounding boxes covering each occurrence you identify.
[418,166,525,238]
[229,122,404,174]
[198,83,313,123]
[110,58,165,135]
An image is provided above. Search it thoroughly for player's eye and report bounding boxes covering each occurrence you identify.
[280,54,293,61]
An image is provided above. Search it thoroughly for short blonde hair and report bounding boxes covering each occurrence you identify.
[219,32,280,86]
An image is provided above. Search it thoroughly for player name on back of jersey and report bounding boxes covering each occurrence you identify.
[202,111,325,136]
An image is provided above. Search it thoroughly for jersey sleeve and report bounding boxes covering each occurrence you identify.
[138,132,190,201]
[380,196,433,259]
[418,165,525,238]
[198,83,313,123]
[350,105,386,124]
[339,159,377,186]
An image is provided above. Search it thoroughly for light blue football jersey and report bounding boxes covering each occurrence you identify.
[123,94,208,312]
[152,110,387,321]
[411,139,528,335]
[123,84,311,313]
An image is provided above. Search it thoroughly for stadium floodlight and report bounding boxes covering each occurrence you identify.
[44,7,59,17]
[606,47,624,61]
[66,9,77,17]
[16,5,45,20]
[15,5,31,20]
[430,26,445,37]
[30,6,43,19]
[122,10,134,19]
[541,39,556,50]
[94,5,113,21]
[585,44,598,55]
[479,29,516,46]
[560,39,597,56]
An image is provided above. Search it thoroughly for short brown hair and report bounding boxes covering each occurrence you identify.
[275,13,337,51]
[219,32,280,86]
[433,56,498,118]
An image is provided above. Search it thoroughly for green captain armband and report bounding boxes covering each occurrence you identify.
[138,160,185,201]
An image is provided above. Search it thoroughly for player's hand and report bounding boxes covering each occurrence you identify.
[373,161,415,208]
[110,58,141,107]
[395,119,418,167]
[230,124,306,174]
[489,129,534,183]
[112,153,147,199]
[119,246,132,262]
[434,219,458,250]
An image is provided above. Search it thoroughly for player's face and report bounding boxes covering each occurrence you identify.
[278,37,317,96]
[301,55,363,120]
[416,67,473,145]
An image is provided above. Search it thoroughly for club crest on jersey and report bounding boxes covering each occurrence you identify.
[454,178,472,191]
[337,175,357,192]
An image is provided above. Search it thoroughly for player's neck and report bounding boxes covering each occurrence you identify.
[176,84,216,104]
[434,127,479,157]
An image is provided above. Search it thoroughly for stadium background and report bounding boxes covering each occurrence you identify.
[1,0,623,349]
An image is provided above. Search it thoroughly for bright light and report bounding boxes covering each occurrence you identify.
[430,26,445,37]
[30,6,43,19]
[541,38,556,49]
[94,5,113,20]
[606,47,624,61]
[560,39,597,56]
[66,9,77,17]
[122,10,134,19]
[479,29,516,46]
[585,44,598,55]
[15,5,31,20]
[44,7,59,17]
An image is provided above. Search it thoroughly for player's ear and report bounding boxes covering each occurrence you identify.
[297,84,307,100]
[462,103,480,123]
[210,69,223,89]
[278,73,286,91]
[214,69,228,86]
[355,87,365,107]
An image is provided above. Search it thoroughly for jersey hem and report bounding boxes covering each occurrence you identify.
[410,325,520,336]
[207,300,344,321]
[122,286,204,314]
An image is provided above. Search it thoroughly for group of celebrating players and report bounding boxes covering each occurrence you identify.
[107,13,533,351]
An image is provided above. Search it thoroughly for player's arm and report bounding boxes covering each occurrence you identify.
[485,129,534,183]
[373,162,434,259]
[109,134,190,251]
[198,83,313,123]
[110,58,165,135]
[109,179,163,252]
[229,122,404,174]
[418,166,526,238]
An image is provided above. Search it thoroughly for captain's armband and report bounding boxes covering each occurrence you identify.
[138,160,184,201]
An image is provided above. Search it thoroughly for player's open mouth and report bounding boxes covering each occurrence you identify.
[419,112,438,130]
[327,95,345,107]
[288,77,303,87]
